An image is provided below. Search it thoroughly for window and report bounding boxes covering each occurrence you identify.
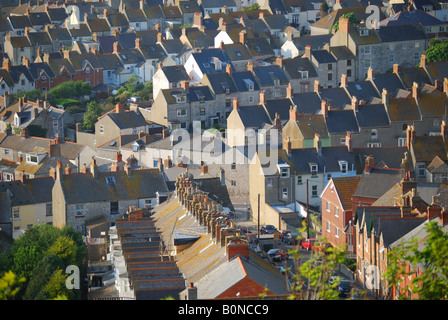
[231,163,236,170]
[267,178,273,187]
[144,199,153,208]
[328,73,333,81]
[46,203,52,216]
[110,201,119,214]
[99,125,104,134]
[280,167,290,177]
[402,43,407,50]
[4,149,9,155]
[364,45,371,54]
[312,185,318,197]
[398,137,406,147]
[248,95,254,103]
[13,207,20,220]
[388,54,394,64]
[335,206,339,217]
[282,187,288,199]
[26,154,38,163]
[180,122,187,129]
[327,221,331,232]
[347,60,352,67]
[75,205,84,216]
[371,129,378,140]
[177,109,187,117]
[200,108,205,115]
[297,176,302,184]
[310,164,318,175]
[231,180,236,186]
[86,67,91,74]
[417,164,426,177]
[335,227,339,238]
[364,58,371,69]
[226,99,231,108]
[347,69,352,77]
[326,201,330,212]
[339,161,348,173]
[328,64,332,70]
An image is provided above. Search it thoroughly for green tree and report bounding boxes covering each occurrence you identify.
[12,246,42,280]
[47,236,77,267]
[243,3,260,11]
[125,74,143,94]
[82,100,103,130]
[329,12,361,33]
[0,271,25,300]
[385,220,448,300]
[14,89,42,102]
[136,81,153,100]
[40,269,73,300]
[23,255,64,300]
[424,39,448,63]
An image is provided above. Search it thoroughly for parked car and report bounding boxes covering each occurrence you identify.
[261,225,278,234]
[267,248,289,262]
[284,232,301,245]
[301,238,318,251]
[279,230,290,241]
[338,280,352,298]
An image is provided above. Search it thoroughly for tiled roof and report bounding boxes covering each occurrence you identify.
[331,176,361,210]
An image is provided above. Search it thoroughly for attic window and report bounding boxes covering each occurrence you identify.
[338,161,348,173]
[359,28,369,36]
[26,154,38,164]
[243,79,254,91]
[309,163,318,175]
[299,70,308,79]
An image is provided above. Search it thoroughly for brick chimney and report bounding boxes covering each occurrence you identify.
[427,196,442,220]
[232,97,239,110]
[193,12,203,28]
[304,45,311,59]
[2,58,10,72]
[406,125,415,150]
[275,56,283,68]
[439,208,448,226]
[339,17,349,33]
[412,82,419,99]
[345,131,352,152]
[444,78,448,94]
[382,88,389,106]
[90,157,98,179]
[259,90,266,104]
[314,80,321,93]
[49,167,56,180]
[340,73,347,86]
[314,133,321,154]
[274,113,281,131]
[247,61,254,72]
[442,120,447,137]
[113,41,119,54]
[226,237,249,260]
[289,105,298,122]
[351,96,359,111]
[420,53,427,68]
[157,32,163,43]
[201,164,208,175]
[259,11,264,19]
[321,100,328,117]
[239,30,247,45]
[181,80,189,89]
[286,83,293,98]
[393,64,400,74]
[226,63,232,75]
[364,155,374,173]
[115,102,124,113]
[367,67,374,80]
[56,160,64,181]
[116,151,122,163]
[22,56,30,68]
[65,163,71,175]
[135,37,141,49]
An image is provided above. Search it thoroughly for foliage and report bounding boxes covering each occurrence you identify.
[243,3,260,11]
[329,12,361,33]
[48,81,92,101]
[286,222,353,300]
[0,224,85,300]
[82,100,103,131]
[320,2,329,14]
[424,38,448,63]
[14,89,42,102]
[0,271,25,300]
[385,220,448,300]
[27,125,48,138]
[114,75,152,102]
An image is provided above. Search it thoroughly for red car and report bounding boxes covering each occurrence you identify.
[301,239,319,251]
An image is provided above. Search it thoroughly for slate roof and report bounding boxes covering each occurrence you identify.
[355,104,390,128]
[312,49,336,64]
[417,84,448,118]
[411,135,448,163]
[386,97,421,122]
[377,23,428,43]
[161,65,189,83]
[368,72,406,97]
[352,146,408,173]
[380,9,447,27]
[236,105,272,128]
[253,65,288,86]
[291,92,322,114]
[278,146,355,174]
[191,48,233,74]
[325,109,359,134]
[318,87,351,110]
[203,72,238,95]
[293,34,332,52]
[263,98,293,120]
[106,111,149,129]
[60,168,168,204]
[282,57,318,80]
[231,71,260,92]
[296,114,329,139]
[344,80,381,103]
[352,168,402,199]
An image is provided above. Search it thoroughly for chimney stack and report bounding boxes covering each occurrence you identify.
[275,56,283,68]
[239,30,247,45]
[340,74,347,87]
[364,155,374,173]
[247,61,254,72]
[345,131,352,152]
[314,134,321,154]
[65,164,71,175]
[289,105,298,122]
[90,157,98,179]
[56,160,64,180]
[420,53,427,68]
[351,96,359,111]
[339,17,349,33]
[367,67,374,80]
[321,100,328,117]
[232,97,239,110]
[304,45,311,59]
[406,125,415,150]
[412,82,419,99]
[226,63,232,76]
[382,88,389,106]
[393,64,400,74]
[442,120,447,137]
[2,58,10,72]
[286,83,293,98]
[314,80,321,93]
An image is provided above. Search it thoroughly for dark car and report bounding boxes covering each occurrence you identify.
[261,225,278,234]
[338,280,352,298]
[267,248,289,262]
[279,230,291,241]
[284,232,300,245]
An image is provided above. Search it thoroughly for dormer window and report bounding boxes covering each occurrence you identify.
[243,79,254,91]
[359,28,369,36]
[338,161,348,174]
[299,70,308,79]
[175,94,187,103]
[310,163,318,176]
[26,154,38,164]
